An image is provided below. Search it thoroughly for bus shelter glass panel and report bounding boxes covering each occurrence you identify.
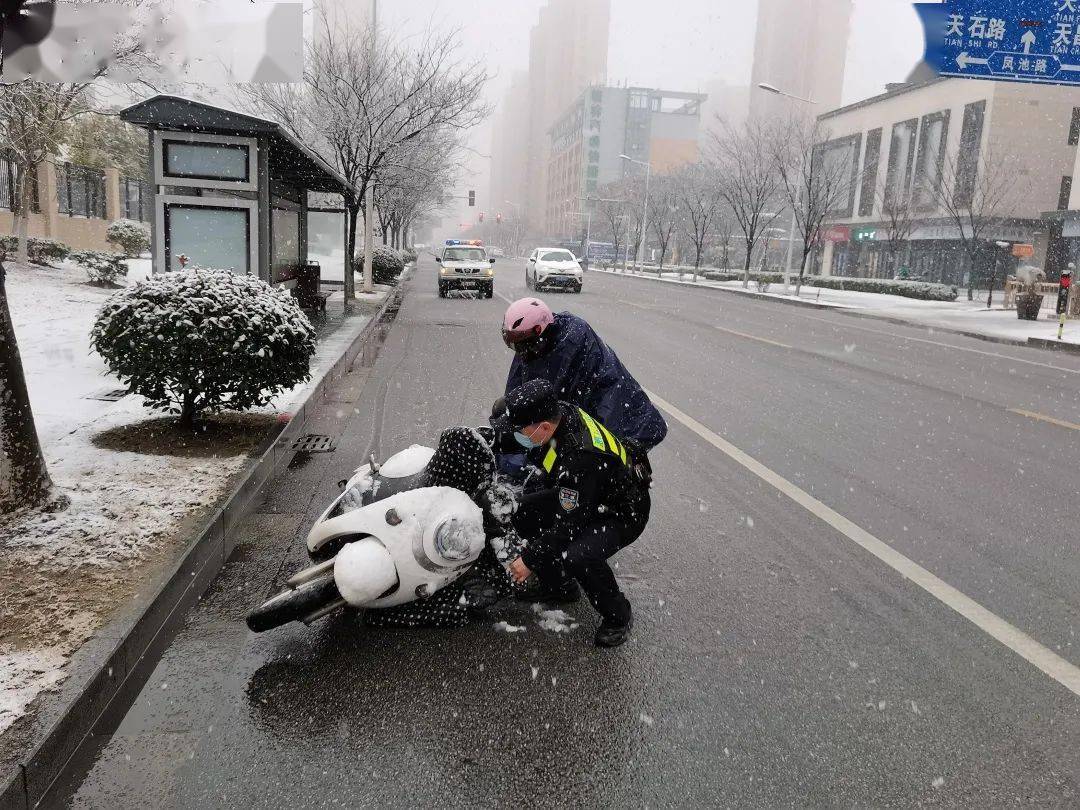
[165,204,250,272]
[164,141,250,182]
[272,206,300,283]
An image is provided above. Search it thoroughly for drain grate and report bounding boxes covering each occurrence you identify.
[84,388,129,402]
[291,434,336,453]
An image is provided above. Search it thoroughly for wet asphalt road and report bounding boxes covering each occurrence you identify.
[59,257,1080,807]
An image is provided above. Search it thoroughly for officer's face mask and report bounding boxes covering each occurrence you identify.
[513,424,543,449]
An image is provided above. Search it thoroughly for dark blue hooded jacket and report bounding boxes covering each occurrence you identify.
[505,312,668,450]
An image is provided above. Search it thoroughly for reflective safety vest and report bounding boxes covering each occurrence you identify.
[542,407,629,473]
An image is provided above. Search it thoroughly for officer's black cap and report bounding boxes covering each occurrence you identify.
[491,379,560,432]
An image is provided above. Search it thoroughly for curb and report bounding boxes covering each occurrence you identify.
[1028,336,1080,355]
[592,269,1076,353]
[0,287,402,810]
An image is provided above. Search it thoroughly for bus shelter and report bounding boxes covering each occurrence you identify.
[120,95,353,290]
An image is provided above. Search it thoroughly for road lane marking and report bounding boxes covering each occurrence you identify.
[618,300,792,349]
[713,326,792,350]
[1009,409,1080,432]
[646,388,1080,698]
[796,313,1080,375]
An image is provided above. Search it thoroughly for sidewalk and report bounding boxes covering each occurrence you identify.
[0,259,391,739]
[592,266,1080,350]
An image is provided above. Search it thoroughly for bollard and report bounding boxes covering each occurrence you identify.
[1057,269,1072,341]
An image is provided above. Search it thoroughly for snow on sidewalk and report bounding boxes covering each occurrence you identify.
[591,267,1080,348]
[0,260,384,735]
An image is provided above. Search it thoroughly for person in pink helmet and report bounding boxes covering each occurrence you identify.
[499,297,667,452]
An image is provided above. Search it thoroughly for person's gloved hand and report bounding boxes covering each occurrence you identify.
[476,481,518,526]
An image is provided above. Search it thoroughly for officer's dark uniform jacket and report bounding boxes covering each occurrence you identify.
[505,312,668,451]
[513,403,648,570]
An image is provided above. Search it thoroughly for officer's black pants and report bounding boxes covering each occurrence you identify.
[530,493,650,625]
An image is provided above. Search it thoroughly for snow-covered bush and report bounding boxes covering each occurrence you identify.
[703,270,785,285]
[353,244,406,285]
[91,269,317,426]
[701,270,959,301]
[0,236,71,265]
[70,250,128,286]
[400,246,418,264]
[804,276,959,302]
[106,219,151,257]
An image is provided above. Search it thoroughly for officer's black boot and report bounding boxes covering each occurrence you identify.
[594,599,632,648]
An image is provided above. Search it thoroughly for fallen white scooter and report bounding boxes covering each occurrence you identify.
[247,433,506,633]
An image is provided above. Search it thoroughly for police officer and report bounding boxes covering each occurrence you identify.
[494,379,650,648]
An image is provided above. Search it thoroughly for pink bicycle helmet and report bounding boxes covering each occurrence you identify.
[502,298,554,349]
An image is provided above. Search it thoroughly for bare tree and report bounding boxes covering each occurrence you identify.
[593,180,631,270]
[239,8,488,293]
[711,119,785,288]
[648,175,680,273]
[874,179,918,279]
[0,83,93,263]
[927,145,1021,301]
[772,116,855,295]
[676,162,722,279]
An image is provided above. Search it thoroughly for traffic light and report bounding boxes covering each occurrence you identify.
[479,211,485,223]
[496,213,503,224]
[468,190,476,207]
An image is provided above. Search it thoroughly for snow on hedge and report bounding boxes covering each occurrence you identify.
[0,236,70,266]
[702,270,959,301]
[353,244,406,284]
[70,249,128,286]
[106,219,151,257]
[90,269,317,424]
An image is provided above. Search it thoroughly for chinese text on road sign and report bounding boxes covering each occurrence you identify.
[917,1,1080,87]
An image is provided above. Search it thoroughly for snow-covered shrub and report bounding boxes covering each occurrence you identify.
[804,276,959,302]
[701,269,959,301]
[0,236,71,265]
[106,219,151,257]
[703,270,785,285]
[400,246,418,264]
[70,249,128,286]
[353,244,406,285]
[91,269,316,426]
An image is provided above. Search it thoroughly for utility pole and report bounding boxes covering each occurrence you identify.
[361,0,378,295]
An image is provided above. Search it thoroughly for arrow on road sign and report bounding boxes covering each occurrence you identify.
[1021,29,1036,54]
[956,51,989,70]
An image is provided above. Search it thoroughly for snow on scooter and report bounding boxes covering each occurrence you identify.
[246,426,521,633]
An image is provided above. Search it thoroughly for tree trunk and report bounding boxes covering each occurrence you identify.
[15,165,31,265]
[179,391,198,429]
[742,241,753,288]
[965,244,976,301]
[794,251,810,297]
[0,260,63,513]
[345,200,361,274]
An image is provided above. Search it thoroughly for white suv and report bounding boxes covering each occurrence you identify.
[525,248,583,293]
[437,240,495,298]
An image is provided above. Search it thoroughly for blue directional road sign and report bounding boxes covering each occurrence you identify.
[917,0,1080,88]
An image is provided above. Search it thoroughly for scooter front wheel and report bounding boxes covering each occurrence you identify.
[246,574,344,633]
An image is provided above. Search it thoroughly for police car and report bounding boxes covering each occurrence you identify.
[436,240,495,298]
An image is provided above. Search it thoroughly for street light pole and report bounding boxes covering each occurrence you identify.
[620,154,651,271]
[758,82,817,295]
[361,0,378,295]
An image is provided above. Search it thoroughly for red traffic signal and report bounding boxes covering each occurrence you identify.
[496,213,503,224]
[1061,271,1072,290]
[479,211,485,223]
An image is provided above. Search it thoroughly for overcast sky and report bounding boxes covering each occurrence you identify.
[374,0,927,231]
